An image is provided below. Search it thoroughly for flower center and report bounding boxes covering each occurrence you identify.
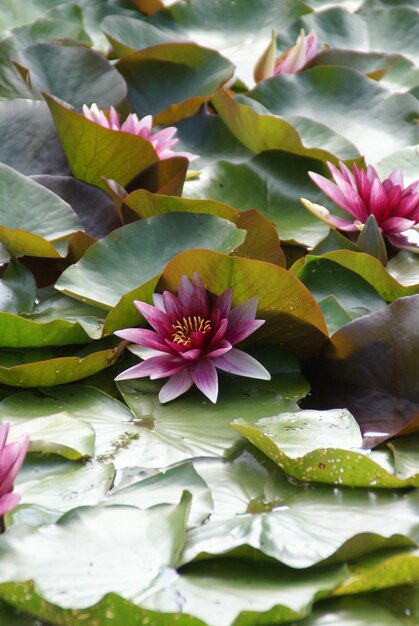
[172,315,211,346]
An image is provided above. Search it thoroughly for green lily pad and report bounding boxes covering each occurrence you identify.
[7,414,94,460]
[232,409,419,487]
[0,496,190,609]
[0,291,105,348]
[386,251,419,287]
[102,14,180,57]
[181,453,418,568]
[212,89,360,162]
[295,255,388,330]
[14,43,127,110]
[248,67,419,162]
[44,94,159,192]
[146,0,312,86]
[0,163,82,257]
[116,42,234,124]
[108,462,213,528]
[0,340,124,387]
[0,100,70,176]
[6,455,114,528]
[119,189,285,266]
[56,212,245,312]
[116,377,298,468]
[0,385,139,466]
[183,151,331,247]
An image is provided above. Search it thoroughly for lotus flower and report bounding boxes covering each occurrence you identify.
[305,162,419,251]
[82,104,198,161]
[274,29,318,75]
[115,274,271,403]
[0,422,29,520]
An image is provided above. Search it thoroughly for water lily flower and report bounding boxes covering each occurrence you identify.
[115,274,271,403]
[255,29,318,81]
[82,104,198,161]
[0,422,29,520]
[274,29,318,75]
[304,162,419,251]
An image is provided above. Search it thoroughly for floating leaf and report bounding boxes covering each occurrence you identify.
[232,409,419,487]
[56,213,245,311]
[44,94,159,192]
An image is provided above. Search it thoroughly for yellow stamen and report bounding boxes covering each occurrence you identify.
[172,315,211,345]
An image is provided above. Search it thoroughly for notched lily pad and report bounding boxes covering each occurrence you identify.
[232,409,419,487]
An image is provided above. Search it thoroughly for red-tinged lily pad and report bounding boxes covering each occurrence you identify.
[308,294,419,447]
[116,43,235,124]
[211,89,360,163]
[44,94,159,192]
[157,249,329,359]
[0,340,124,387]
[115,189,285,266]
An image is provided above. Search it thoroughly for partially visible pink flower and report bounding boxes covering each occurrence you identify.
[306,162,419,251]
[114,274,270,404]
[274,29,318,75]
[82,104,198,162]
[0,422,29,519]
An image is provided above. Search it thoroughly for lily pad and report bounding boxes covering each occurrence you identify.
[183,151,331,247]
[232,409,419,487]
[315,295,419,446]
[116,43,234,124]
[0,496,190,609]
[0,340,124,387]
[0,163,82,257]
[247,67,419,162]
[44,94,159,192]
[56,212,246,311]
[181,453,418,567]
[13,43,127,109]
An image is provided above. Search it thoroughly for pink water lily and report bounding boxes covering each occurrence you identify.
[306,162,419,251]
[115,274,270,403]
[0,422,29,520]
[82,104,198,161]
[274,29,318,75]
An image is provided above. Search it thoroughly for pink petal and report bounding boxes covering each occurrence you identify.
[387,229,419,251]
[134,301,172,336]
[177,275,195,308]
[397,194,419,219]
[109,107,121,130]
[206,340,232,358]
[380,217,416,234]
[387,167,404,188]
[0,491,21,517]
[162,291,183,321]
[213,288,232,319]
[178,348,202,361]
[213,348,271,380]
[309,172,354,215]
[114,328,171,352]
[229,296,259,324]
[0,436,29,496]
[225,319,265,345]
[115,354,185,381]
[191,359,219,403]
[0,422,10,449]
[325,214,359,231]
[369,177,388,218]
[152,293,165,311]
[158,369,194,403]
[209,318,228,347]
